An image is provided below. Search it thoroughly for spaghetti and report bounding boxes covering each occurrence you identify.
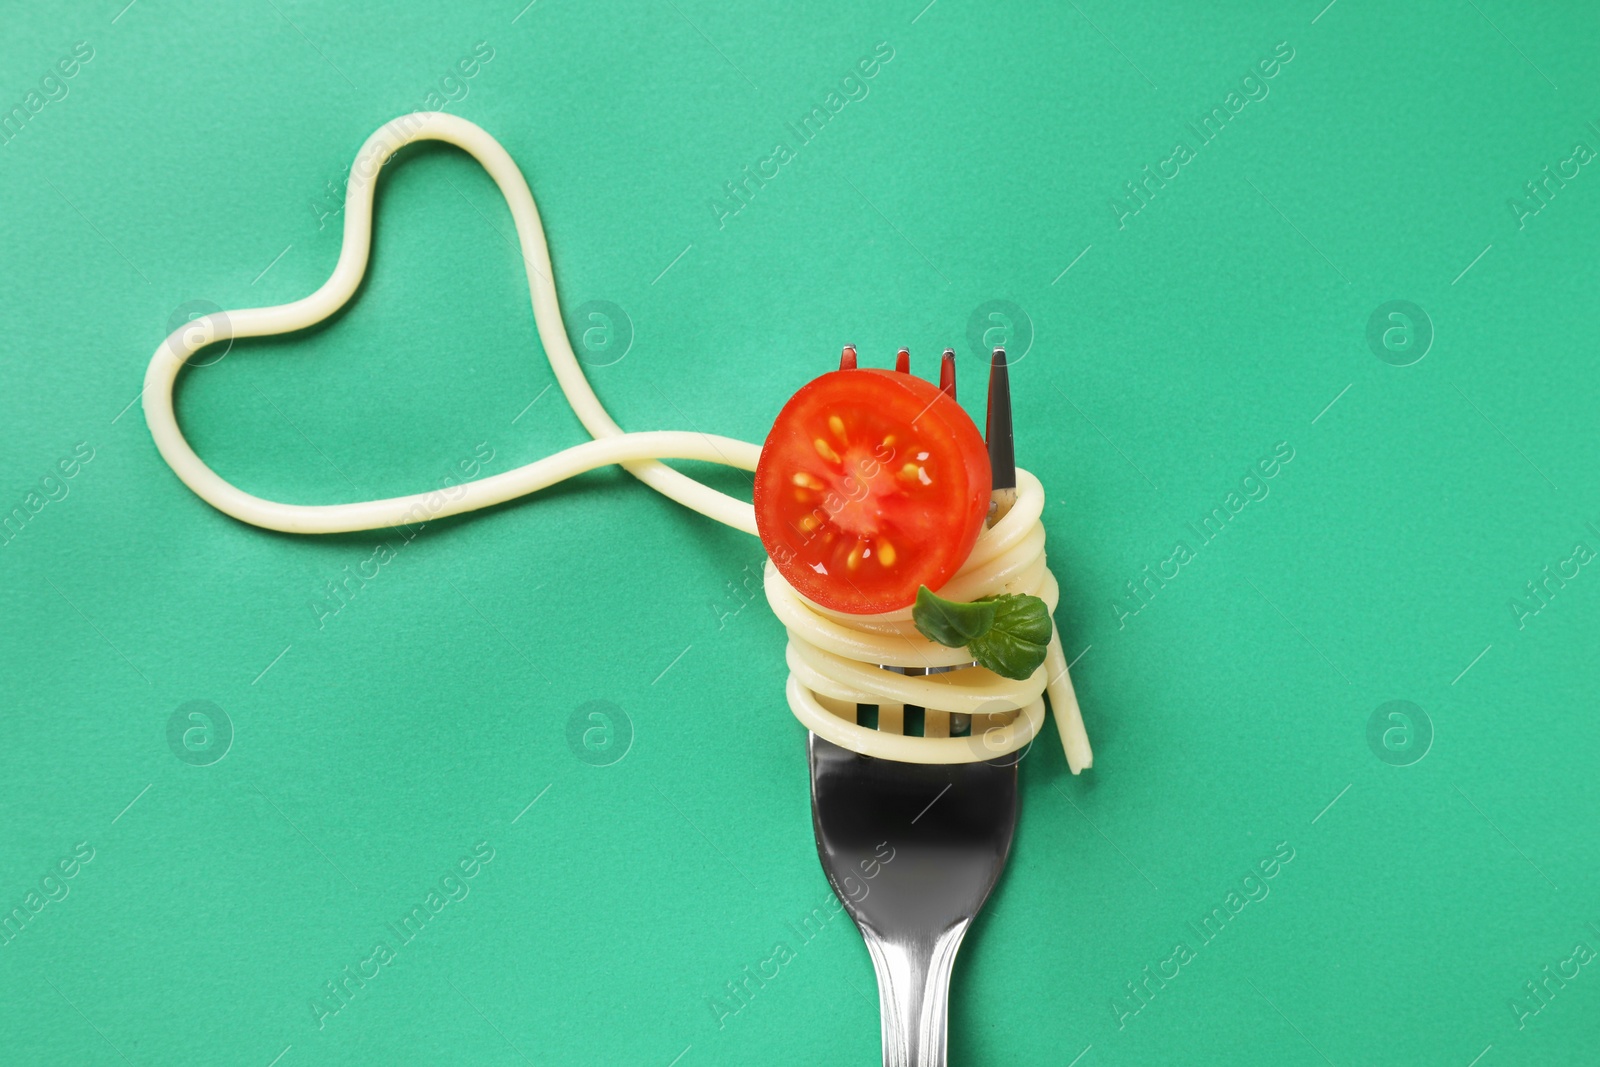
[141,112,1091,771]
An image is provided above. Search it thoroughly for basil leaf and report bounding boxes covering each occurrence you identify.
[912,587,1053,681]
[968,594,1053,681]
[912,586,997,647]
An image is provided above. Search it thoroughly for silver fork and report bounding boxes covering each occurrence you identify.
[808,347,1020,1066]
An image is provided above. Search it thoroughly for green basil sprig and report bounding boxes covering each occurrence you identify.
[911,586,1052,681]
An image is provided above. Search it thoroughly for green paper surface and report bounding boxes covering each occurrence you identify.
[3,1,1599,1063]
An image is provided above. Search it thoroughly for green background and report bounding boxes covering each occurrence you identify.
[2,0,1598,1063]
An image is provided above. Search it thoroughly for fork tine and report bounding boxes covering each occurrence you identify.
[986,347,1017,523]
[878,702,905,734]
[985,347,1015,491]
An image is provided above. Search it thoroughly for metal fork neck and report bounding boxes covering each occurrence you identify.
[863,923,969,1067]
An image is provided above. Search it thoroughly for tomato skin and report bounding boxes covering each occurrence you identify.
[754,368,992,614]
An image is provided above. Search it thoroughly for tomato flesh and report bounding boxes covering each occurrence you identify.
[754,369,991,614]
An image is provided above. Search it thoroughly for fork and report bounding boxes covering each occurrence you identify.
[808,347,1021,1067]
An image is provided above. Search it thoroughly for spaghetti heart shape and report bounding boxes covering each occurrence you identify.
[142,111,760,535]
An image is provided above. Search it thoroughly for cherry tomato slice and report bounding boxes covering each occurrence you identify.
[754,368,992,614]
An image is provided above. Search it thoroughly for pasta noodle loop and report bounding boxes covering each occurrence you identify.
[772,469,1089,769]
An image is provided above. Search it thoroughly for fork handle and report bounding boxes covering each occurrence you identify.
[863,923,970,1067]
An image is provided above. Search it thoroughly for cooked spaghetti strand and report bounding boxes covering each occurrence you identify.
[140,111,1090,771]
